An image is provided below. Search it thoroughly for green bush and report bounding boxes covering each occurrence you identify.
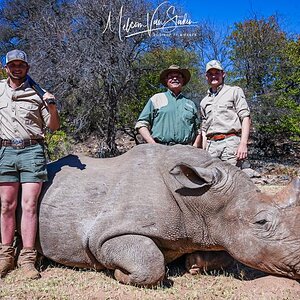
[45,129,72,161]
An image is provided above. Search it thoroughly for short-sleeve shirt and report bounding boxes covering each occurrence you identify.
[200,84,250,136]
[135,90,199,144]
[0,79,50,140]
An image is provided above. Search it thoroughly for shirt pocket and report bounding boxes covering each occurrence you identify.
[202,105,212,128]
[182,104,195,123]
[218,103,234,111]
[218,103,235,121]
[0,101,8,125]
[0,101,8,110]
[18,103,40,120]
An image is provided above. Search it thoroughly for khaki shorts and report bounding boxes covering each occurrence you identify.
[0,144,47,183]
[206,135,240,166]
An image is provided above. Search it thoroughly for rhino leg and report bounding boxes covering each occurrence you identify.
[185,251,234,275]
[98,235,165,286]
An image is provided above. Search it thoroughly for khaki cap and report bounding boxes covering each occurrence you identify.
[206,60,223,72]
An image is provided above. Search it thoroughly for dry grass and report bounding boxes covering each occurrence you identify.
[1,257,299,299]
[0,264,243,300]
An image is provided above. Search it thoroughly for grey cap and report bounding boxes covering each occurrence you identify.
[5,49,28,65]
[206,60,223,72]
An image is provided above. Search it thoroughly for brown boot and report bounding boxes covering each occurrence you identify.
[17,248,40,280]
[0,244,15,278]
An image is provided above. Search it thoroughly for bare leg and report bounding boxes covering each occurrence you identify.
[0,183,19,245]
[185,251,234,274]
[20,182,42,248]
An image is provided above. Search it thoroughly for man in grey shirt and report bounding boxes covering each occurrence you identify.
[200,60,251,167]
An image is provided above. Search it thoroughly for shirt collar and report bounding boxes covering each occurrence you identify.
[167,89,184,99]
[207,84,224,96]
[7,78,30,90]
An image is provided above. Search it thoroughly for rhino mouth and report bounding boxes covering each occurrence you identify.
[258,258,300,279]
[283,260,300,279]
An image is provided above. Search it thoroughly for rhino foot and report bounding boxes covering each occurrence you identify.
[97,235,165,287]
[185,251,234,274]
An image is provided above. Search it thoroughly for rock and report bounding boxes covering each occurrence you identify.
[242,168,261,178]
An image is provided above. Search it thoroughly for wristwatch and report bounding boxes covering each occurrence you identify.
[47,99,56,105]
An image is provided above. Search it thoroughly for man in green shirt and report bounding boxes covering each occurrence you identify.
[135,65,201,147]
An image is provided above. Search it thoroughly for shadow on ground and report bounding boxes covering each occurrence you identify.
[39,251,268,288]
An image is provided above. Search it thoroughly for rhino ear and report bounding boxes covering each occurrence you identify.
[275,177,300,208]
[169,163,221,189]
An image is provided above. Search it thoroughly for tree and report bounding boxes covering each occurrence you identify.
[226,15,286,95]
[273,38,300,140]
[0,0,204,156]
[226,15,300,157]
[118,47,206,143]
[0,0,151,155]
[0,68,6,79]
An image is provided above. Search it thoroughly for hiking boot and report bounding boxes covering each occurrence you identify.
[0,244,15,278]
[17,248,41,280]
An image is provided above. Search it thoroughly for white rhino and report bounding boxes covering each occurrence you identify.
[30,145,300,285]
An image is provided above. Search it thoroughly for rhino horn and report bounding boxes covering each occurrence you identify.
[169,163,221,189]
[274,177,300,208]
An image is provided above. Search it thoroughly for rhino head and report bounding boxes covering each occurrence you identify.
[224,177,300,279]
[168,158,300,279]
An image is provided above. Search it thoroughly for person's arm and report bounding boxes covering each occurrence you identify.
[138,127,156,144]
[43,92,60,132]
[193,132,202,148]
[135,98,157,144]
[199,100,208,150]
[233,87,251,160]
[192,104,202,148]
[201,131,207,149]
[236,116,251,160]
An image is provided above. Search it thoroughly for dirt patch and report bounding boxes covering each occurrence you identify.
[236,275,300,299]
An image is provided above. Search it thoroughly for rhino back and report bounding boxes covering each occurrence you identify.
[38,145,187,267]
[38,154,113,267]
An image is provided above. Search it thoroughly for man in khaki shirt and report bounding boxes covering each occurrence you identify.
[0,49,60,279]
[200,60,251,166]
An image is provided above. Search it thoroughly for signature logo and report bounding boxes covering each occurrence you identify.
[102,1,198,41]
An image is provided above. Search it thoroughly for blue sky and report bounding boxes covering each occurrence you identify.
[0,0,299,35]
[0,0,299,33]
[179,0,300,34]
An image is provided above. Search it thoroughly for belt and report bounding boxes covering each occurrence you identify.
[0,138,44,149]
[165,142,177,146]
[207,133,237,141]
[155,140,189,146]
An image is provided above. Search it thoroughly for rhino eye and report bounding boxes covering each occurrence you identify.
[255,219,267,225]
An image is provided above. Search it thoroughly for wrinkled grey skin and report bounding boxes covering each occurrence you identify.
[12,144,300,285]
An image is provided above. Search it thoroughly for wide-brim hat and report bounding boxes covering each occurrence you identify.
[160,65,191,86]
